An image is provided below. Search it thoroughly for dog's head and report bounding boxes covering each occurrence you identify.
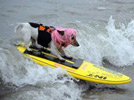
[52,27,79,47]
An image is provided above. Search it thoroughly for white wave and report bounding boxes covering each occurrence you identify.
[14,83,82,100]
[0,42,84,100]
[65,17,134,67]
[99,16,134,66]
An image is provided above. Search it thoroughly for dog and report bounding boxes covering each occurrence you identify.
[14,22,79,60]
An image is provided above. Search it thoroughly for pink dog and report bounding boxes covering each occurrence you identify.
[14,22,79,60]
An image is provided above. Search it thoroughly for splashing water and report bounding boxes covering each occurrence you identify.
[65,16,134,67]
[99,16,134,66]
[0,41,85,100]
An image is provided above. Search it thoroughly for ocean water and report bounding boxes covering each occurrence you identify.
[0,0,134,100]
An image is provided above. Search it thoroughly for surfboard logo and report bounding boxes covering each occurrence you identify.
[88,74,107,80]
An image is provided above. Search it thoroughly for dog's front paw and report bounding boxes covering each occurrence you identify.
[63,55,73,60]
[58,56,65,62]
[26,48,32,52]
[67,56,73,59]
[60,59,65,62]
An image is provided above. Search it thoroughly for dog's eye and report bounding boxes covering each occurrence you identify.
[72,36,74,40]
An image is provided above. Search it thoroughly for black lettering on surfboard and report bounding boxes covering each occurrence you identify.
[88,74,107,80]
[94,75,107,80]
[88,74,93,77]
[103,77,107,79]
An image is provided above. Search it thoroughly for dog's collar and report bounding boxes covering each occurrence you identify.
[50,26,56,32]
[62,42,65,47]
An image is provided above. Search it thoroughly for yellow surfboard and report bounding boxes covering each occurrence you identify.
[15,42,131,85]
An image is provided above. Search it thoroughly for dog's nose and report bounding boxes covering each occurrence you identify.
[76,43,79,46]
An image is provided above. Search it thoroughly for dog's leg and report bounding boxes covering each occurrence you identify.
[31,38,43,49]
[50,42,65,61]
[35,42,44,49]
[53,48,65,61]
[23,30,32,51]
[59,48,73,59]
[31,37,36,47]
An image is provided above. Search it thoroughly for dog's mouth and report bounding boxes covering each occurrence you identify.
[72,42,80,47]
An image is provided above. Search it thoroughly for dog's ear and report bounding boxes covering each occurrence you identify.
[57,30,64,36]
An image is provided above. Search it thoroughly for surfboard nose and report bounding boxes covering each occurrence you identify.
[78,61,132,85]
